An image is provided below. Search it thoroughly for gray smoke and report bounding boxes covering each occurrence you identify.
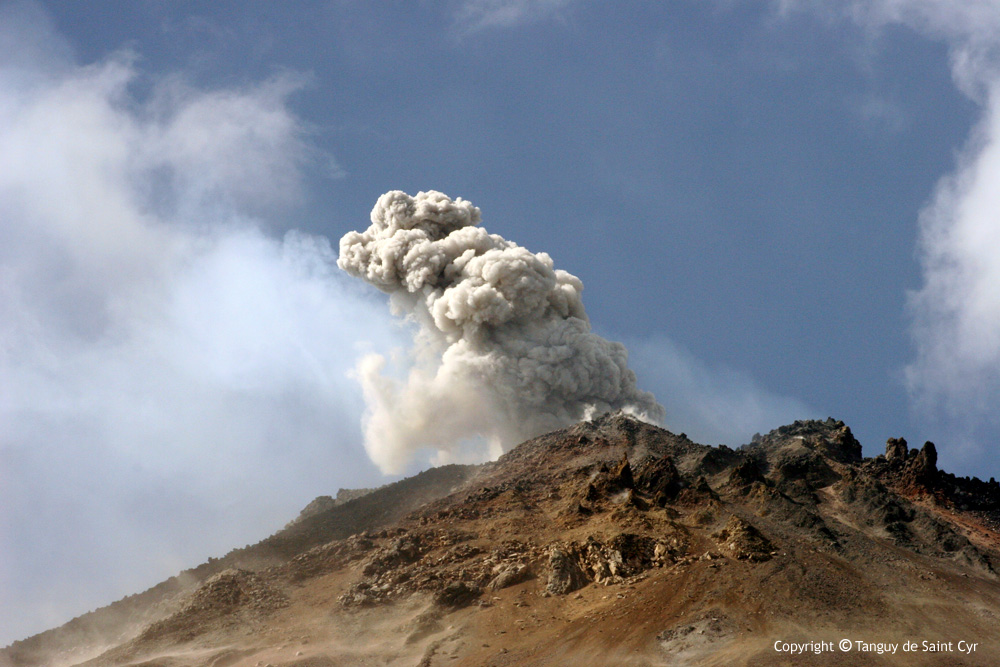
[338,190,665,472]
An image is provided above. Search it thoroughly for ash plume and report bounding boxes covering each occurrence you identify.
[338,190,665,472]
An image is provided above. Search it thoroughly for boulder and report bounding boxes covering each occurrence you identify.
[544,546,587,596]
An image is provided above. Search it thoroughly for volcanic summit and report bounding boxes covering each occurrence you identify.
[5,414,1000,666]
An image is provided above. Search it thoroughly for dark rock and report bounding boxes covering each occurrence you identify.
[747,419,859,465]
[693,476,717,498]
[727,458,766,490]
[625,488,649,510]
[289,496,336,524]
[915,442,938,479]
[286,534,374,582]
[362,536,424,576]
[635,455,682,504]
[609,533,660,572]
[817,425,863,464]
[696,447,742,475]
[615,454,635,490]
[582,455,638,504]
[678,476,718,504]
[773,454,839,489]
[434,581,480,608]
[137,569,288,643]
[885,438,908,462]
[577,533,682,585]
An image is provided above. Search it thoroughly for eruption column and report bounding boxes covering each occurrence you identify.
[339,190,664,472]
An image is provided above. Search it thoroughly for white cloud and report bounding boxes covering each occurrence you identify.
[848,1,1000,98]
[906,84,1000,418]
[841,2,1000,424]
[774,1,1000,430]
[0,9,396,645]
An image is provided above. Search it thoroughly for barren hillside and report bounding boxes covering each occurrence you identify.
[5,414,1000,666]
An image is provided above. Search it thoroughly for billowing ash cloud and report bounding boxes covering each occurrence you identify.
[338,190,665,473]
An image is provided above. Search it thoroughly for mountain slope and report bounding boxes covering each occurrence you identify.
[5,414,1000,666]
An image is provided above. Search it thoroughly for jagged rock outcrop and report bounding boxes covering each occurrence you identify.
[362,534,426,576]
[614,453,635,489]
[885,437,908,462]
[487,563,531,591]
[634,454,683,505]
[914,440,938,482]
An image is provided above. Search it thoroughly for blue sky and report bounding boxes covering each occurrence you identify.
[2,0,1000,646]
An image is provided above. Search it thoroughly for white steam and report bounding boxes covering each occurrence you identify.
[338,190,665,472]
[0,5,395,645]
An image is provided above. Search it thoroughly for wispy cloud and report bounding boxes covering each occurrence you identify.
[626,336,818,447]
[849,92,910,133]
[846,1,1000,99]
[452,0,576,35]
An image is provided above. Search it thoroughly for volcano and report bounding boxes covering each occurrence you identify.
[5,414,1000,666]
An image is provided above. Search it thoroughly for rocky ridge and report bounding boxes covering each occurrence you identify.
[5,414,1000,666]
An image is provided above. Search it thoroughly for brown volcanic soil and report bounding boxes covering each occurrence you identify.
[5,414,1000,666]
